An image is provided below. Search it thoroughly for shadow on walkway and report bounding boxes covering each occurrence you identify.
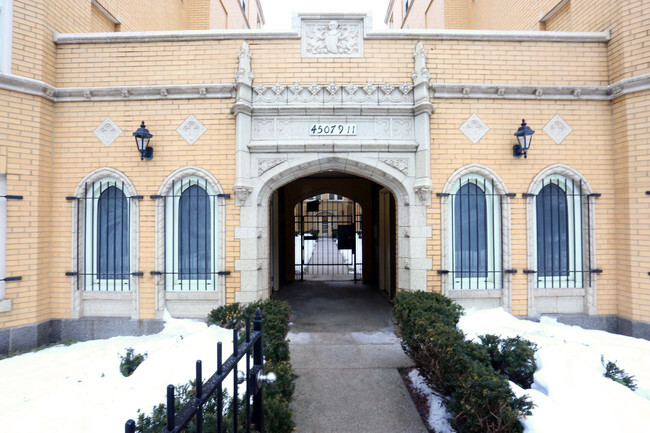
[274,280,428,433]
[275,280,394,333]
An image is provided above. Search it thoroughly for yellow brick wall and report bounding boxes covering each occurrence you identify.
[0,89,54,329]
[48,99,239,320]
[2,22,649,329]
[425,0,446,29]
[428,98,616,316]
[611,89,650,324]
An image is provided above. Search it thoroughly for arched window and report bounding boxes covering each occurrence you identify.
[178,185,211,280]
[165,177,218,291]
[449,175,501,289]
[534,175,583,288]
[84,179,130,291]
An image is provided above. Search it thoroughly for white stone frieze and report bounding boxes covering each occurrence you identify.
[258,159,286,175]
[302,19,363,58]
[251,116,415,143]
[252,82,413,107]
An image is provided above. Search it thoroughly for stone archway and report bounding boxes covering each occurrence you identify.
[233,155,432,303]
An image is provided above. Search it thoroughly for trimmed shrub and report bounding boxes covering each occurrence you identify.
[602,356,637,391]
[119,347,148,377]
[393,291,535,433]
[137,299,296,433]
[479,334,538,389]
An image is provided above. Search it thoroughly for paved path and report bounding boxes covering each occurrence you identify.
[276,281,427,433]
[305,236,350,278]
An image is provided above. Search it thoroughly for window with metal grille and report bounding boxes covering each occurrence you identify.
[448,176,502,289]
[70,179,133,291]
[163,177,220,291]
[533,175,586,288]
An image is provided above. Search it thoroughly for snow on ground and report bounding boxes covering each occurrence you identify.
[408,369,456,433]
[294,235,316,274]
[337,233,362,274]
[458,308,650,433]
[0,311,235,433]
[3,307,650,433]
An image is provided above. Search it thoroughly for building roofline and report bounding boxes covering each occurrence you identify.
[366,28,611,43]
[53,28,610,45]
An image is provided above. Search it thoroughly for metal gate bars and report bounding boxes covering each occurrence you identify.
[294,194,362,281]
[125,309,275,433]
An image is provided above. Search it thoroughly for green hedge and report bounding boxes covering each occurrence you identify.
[393,291,535,433]
[135,299,296,433]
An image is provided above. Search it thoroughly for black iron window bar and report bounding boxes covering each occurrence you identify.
[1,194,23,282]
[149,178,230,291]
[66,181,141,291]
[522,178,601,287]
[436,178,515,290]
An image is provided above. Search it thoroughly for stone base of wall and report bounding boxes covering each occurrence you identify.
[0,318,165,355]
[2,313,650,356]
[527,313,650,340]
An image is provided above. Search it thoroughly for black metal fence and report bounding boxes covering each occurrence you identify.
[125,309,271,433]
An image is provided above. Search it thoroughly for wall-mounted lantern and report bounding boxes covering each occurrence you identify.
[133,121,153,160]
[513,119,534,159]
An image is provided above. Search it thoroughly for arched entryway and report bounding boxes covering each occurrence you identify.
[268,172,397,296]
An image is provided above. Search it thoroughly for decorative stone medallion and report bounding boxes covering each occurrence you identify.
[94,117,122,147]
[543,114,572,144]
[302,19,363,58]
[460,114,489,144]
[177,115,206,145]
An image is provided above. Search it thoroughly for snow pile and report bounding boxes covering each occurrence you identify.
[0,313,234,433]
[407,369,456,433]
[337,233,362,274]
[458,308,650,433]
[294,235,316,274]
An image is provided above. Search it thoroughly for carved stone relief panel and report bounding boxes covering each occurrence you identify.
[94,118,122,147]
[543,114,572,144]
[302,19,364,58]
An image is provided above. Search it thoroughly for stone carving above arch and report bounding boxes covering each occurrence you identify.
[302,18,364,58]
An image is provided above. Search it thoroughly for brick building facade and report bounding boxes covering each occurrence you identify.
[1,0,649,353]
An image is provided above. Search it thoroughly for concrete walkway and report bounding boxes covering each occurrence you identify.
[276,281,427,433]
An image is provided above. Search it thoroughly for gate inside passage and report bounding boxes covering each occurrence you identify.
[294,194,362,281]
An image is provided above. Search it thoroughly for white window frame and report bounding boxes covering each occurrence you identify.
[0,0,13,74]
[448,174,501,290]
[533,174,583,289]
[165,176,219,292]
[84,178,130,292]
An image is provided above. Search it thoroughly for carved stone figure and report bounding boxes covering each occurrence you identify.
[412,41,431,85]
[235,42,254,86]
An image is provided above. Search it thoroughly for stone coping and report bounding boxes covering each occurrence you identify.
[53,28,610,45]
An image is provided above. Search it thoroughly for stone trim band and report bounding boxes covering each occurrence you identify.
[2,73,648,103]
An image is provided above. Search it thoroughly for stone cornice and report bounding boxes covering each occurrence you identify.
[431,83,610,100]
[431,73,650,100]
[53,29,300,45]
[0,73,56,101]
[2,74,649,103]
[366,29,610,43]
[0,75,235,101]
